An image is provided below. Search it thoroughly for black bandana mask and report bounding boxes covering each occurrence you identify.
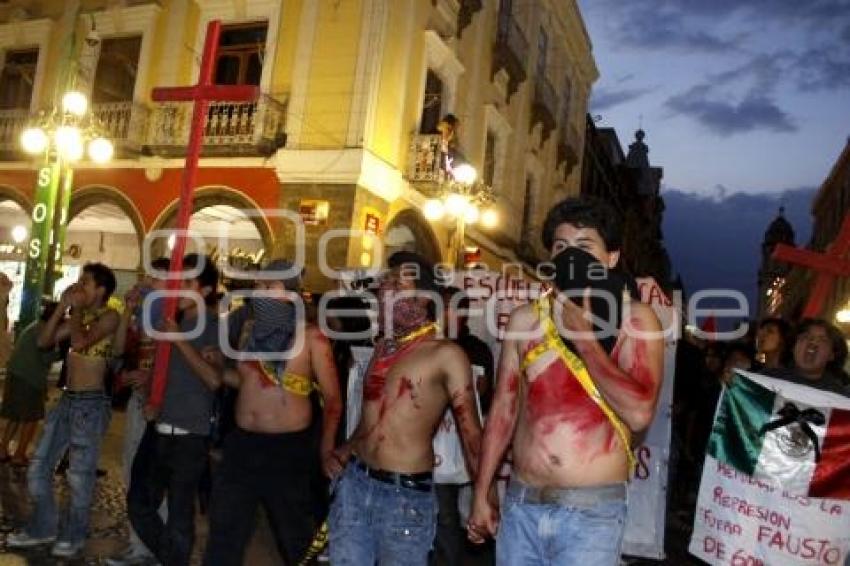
[549,247,638,355]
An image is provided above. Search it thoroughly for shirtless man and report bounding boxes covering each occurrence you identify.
[328,251,482,566]
[467,198,664,565]
[203,259,342,566]
[8,263,120,559]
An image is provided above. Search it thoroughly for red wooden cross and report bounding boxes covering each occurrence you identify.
[772,212,850,318]
[148,20,260,409]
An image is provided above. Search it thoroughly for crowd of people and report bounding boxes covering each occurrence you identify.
[0,195,846,566]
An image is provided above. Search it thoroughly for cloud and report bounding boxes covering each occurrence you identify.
[591,86,653,111]
[606,8,739,53]
[665,86,796,135]
[662,186,815,313]
[582,0,850,56]
[793,48,850,91]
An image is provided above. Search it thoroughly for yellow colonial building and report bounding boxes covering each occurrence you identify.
[0,0,596,300]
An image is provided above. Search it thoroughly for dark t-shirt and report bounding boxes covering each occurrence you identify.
[761,367,850,398]
[159,310,221,435]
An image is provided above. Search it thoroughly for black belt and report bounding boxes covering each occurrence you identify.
[354,459,433,493]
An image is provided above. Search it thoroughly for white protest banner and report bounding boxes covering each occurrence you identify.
[689,371,850,565]
[622,277,680,559]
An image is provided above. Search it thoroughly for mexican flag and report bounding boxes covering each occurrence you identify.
[708,370,850,500]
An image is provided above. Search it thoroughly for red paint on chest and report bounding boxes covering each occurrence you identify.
[397,377,414,399]
[364,372,386,401]
[526,359,611,444]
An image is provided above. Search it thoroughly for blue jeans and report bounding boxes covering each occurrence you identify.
[329,462,437,565]
[496,480,627,566]
[26,391,111,545]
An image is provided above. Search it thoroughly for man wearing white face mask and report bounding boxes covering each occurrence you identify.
[327,251,482,566]
[204,259,342,566]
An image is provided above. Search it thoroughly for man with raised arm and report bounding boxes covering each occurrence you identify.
[204,259,342,565]
[467,198,664,565]
[8,263,120,559]
[328,251,482,566]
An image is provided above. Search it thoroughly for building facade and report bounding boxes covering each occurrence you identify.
[0,0,597,312]
[776,140,850,321]
[581,116,671,288]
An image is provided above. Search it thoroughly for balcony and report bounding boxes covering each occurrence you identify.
[407,134,448,188]
[557,124,581,178]
[92,101,150,155]
[491,16,528,101]
[0,108,30,157]
[530,77,557,142]
[146,93,287,157]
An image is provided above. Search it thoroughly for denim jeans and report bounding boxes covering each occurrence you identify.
[26,391,111,545]
[329,462,438,566]
[495,480,627,566]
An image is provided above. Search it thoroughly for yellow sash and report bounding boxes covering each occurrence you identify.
[521,297,635,468]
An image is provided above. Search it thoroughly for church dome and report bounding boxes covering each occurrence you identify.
[763,207,795,245]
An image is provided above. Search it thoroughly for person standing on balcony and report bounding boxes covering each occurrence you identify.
[437,113,462,179]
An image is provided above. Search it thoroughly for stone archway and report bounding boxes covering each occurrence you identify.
[70,185,146,242]
[63,185,147,295]
[384,208,442,264]
[0,184,33,214]
[151,186,274,252]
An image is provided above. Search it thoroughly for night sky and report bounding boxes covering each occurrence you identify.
[577,0,849,317]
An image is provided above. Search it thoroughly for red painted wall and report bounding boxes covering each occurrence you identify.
[0,166,281,231]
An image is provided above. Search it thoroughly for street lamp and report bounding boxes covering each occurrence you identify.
[16,89,115,329]
[422,164,498,268]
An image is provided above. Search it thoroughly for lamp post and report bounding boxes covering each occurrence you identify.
[17,90,114,329]
[422,164,498,268]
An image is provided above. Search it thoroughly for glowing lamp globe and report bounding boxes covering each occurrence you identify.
[481,208,499,228]
[62,91,88,117]
[444,193,468,217]
[55,126,84,161]
[12,225,27,243]
[21,127,49,154]
[837,308,850,324]
[88,137,114,163]
[453,164,477,185]
[423,199,445,221]
[464,204,480,224]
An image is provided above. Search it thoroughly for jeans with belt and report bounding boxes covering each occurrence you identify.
[26,391,111,545]
[329,461,438,566]
[495,478,628,566]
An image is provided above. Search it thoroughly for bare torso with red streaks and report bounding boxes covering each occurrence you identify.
[511,332,631,488]
[352,338,475,474]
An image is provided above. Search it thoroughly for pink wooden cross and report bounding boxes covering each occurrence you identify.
[148,20,260,408]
